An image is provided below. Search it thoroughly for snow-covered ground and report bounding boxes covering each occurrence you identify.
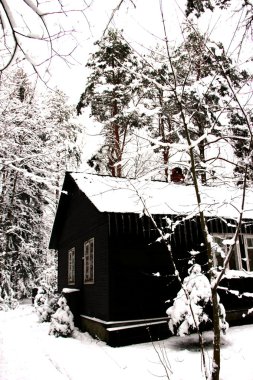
[0,301,253,380]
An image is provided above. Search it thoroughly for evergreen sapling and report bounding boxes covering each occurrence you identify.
[49,296,74,337]
[166,264,228,336]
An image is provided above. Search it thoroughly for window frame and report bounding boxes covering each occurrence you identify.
[212,233,253,272]
[68,247,75,285]
[243,235,253,272]
[83,238,94,284]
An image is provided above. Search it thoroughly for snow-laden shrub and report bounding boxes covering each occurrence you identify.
[49,296,74,337]
[34,287,59,322]
[166,264,228,336]
[0,294,19,311]
[0,272,19,311]
[34,287,47,321]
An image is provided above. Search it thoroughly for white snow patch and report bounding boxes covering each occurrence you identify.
[62,288,80,293]
[1,303,253,380]
[224,270,253,279]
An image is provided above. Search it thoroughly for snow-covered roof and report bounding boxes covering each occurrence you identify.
[70,173,253,219]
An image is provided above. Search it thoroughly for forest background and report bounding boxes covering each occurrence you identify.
[0,1,253,379]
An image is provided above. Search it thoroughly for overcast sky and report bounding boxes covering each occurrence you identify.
[45,0,251,103]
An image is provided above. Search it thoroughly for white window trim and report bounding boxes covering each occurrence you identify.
[83,238,94,284]
[212,233,253,272]
[243,234,253,272]
[68,247,75,285]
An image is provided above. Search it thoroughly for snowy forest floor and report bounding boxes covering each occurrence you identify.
[0,301,253,380]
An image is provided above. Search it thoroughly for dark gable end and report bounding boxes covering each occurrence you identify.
[49,172,106,250]
[51,172,110,322]
[49,172,72,250]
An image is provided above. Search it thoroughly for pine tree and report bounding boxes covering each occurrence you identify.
[140,47,180,181]
[166,264,228,336]
[0,69,47,299]
[49,296,74,337]
[169,27,250,183]
[77,29,150,177]
[0,68,81,303]
[131,29,250,184]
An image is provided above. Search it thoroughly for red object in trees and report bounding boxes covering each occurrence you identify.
[170,167,185,183]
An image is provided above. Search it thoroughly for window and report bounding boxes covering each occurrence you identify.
[244,237,253,271]
[84,238,94,284]
[68,247,75,285]
[212,234,240,270]
[212,234,253,272]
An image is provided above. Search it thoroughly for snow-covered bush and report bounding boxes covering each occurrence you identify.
[34,287,47,320]
[0,294,19,311]
[166,264,228,336]
[0,272,19,311]
[34,287,59,322]
[49,296,74,337]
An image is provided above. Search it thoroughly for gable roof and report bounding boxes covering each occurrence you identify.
[70,172,253,219]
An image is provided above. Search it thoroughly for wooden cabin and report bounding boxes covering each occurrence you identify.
[49,172,253,346]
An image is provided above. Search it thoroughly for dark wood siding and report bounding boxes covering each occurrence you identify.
[108,213,253,321]
[108,213,179,321]
[57,182,110,321]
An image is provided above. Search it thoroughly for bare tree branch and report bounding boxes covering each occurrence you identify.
[0,0,92,79]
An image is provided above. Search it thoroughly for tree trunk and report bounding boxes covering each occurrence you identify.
[211,289,221,380]
[163,149,169,181]
[113,123,122,177]
[5,171,18,257]
[199,139,207,184]
[179,104,221,379]
[108,147,116,177]
[159,114,170,182]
